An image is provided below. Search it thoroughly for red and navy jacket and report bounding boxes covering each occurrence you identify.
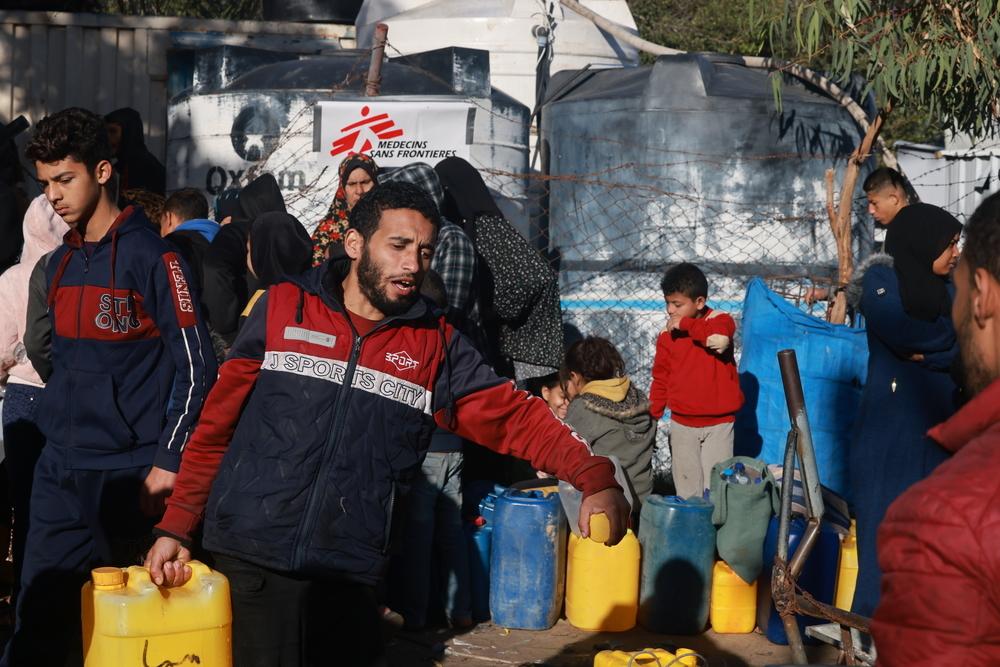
[156,256,620,584]
[35,206,216,472]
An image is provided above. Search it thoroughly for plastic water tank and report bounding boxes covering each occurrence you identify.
[355,0,639,111]
[540,53,873,393]
[166,47,530,234]
[490,488,566,630]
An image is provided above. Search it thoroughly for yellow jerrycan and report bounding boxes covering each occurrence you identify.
[82,560,232,667]
[834,520,859,610]
[594,647,699,666]
[709,560,757,633]
[565,514,641,632]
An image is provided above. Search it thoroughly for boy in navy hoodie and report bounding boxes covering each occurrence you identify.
[1,108,216,667]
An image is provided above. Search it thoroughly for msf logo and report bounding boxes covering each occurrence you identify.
[95,294,140,333]
[386,350,419,372]
[330,105,403,157]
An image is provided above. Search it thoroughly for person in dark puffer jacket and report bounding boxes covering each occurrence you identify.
[146,182,631,667]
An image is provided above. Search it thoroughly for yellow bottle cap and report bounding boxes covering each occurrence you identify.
[91,567,124,587]
[589,513,611,543]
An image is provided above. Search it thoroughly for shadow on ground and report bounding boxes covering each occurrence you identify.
[386,620,840,666]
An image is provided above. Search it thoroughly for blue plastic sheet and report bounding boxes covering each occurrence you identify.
[734,278,868,497]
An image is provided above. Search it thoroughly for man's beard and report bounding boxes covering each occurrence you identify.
[357,247,419,317]
[956,309,997,398]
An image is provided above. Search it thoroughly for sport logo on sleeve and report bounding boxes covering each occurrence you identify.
[162,253,197,328]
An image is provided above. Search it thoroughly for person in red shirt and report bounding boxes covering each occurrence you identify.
[649,263,743,499]
[872,192,1000,666]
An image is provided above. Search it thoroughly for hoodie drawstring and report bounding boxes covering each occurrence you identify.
[46,249,74,308]
[296,287,305,324]
[108,230,119,307]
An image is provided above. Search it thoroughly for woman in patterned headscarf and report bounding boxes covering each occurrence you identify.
[311,153,378,265]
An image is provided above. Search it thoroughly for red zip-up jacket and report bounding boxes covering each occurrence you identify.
[648,308,743,427]
[873,378,1000,666]
[156,259,620,582]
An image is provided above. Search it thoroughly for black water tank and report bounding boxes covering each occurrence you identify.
[262,0,363,23]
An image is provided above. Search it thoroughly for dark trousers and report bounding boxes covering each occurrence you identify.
[0,447,152,667]
[212,552,386,667]
[1,384,46,605]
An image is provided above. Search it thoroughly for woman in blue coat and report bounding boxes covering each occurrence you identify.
[845,203,962,617]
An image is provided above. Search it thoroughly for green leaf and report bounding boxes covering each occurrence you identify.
[771,70,784,113]
[808,10,821,53]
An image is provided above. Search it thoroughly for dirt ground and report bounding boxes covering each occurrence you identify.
[387,619,840,666]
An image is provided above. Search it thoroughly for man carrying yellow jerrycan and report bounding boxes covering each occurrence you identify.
[135,182,630,667]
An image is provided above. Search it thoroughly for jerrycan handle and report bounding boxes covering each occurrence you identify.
[588,513,611,543]
[558,454,634,538]
[134,560,212,590]
[173,560,212,589]
[625,650,664,667]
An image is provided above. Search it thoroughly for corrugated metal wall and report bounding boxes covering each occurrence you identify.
[0,11,355,161]
[896,142,1000,223]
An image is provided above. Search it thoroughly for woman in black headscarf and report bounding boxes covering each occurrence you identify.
[248,212,312,288]
[202,174,287,345]
[105,107,166,196]
[240,212,312,328]
[844,202,962,617]
[434,156,563,383]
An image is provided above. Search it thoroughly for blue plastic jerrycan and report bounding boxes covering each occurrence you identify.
[758,515,840,644]
[638,495,716,634]
[489,487,566,630]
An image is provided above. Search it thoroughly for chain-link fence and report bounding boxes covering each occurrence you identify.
[223,46,878,479]
[235,48,879,376]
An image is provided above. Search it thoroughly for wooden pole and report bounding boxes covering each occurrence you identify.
[826,105,890,324]
[365,23,388,97]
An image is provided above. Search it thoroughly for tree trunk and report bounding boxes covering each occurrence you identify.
[826,105,890,324]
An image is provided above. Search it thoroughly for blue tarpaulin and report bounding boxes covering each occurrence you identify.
[734,278,868,497]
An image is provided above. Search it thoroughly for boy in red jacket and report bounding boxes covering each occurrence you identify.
[649,263,743,499]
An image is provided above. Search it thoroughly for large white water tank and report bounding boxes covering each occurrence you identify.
[355,0,639,111]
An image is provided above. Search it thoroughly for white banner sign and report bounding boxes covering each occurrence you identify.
[314,100,474,167]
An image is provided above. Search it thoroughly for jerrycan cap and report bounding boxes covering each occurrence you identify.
[91,567,125,589]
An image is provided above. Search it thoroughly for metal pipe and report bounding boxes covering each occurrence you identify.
[842,624,857,665]
[782,615,809,664]
[777,350,825,520]
[788,519,820,579]
[795,596,872,634]
[777,429,797,563]
[365,23,388,97]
